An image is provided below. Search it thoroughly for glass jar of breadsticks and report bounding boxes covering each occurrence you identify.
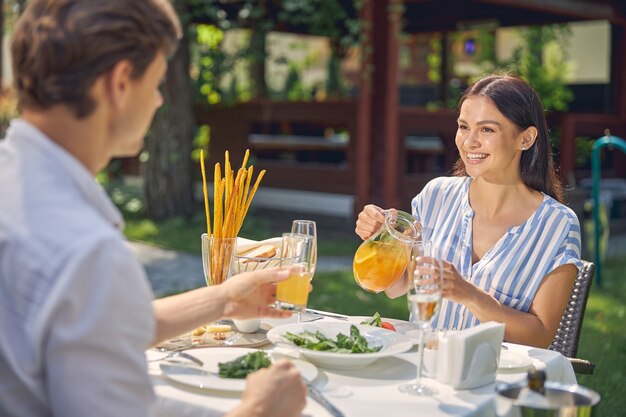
[199,148,265,286]
[189,149,267,344]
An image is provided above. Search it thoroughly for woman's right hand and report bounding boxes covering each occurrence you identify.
[355,204,388,240]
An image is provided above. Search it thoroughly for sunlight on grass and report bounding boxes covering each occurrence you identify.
[309,270,410,320]
[576,256,626,417]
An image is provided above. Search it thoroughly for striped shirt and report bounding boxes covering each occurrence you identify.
[411,176,582,330]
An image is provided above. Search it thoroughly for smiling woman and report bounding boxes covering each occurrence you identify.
[355,73,581,349]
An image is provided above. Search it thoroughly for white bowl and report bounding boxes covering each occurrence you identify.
[267,322,413,370]
[232,318,262,333]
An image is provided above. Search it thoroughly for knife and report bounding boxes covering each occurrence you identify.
[304,309,349,321]
[306,383,345,417]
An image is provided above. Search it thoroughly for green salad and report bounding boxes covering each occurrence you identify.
[283,325,382,354]
[360,312,382,327]
[218,351,271,379]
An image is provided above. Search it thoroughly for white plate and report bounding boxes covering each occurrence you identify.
[498,349,534,372]
[267,322,413,370]
[159,347,318,392]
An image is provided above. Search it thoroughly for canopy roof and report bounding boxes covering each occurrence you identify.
[191,0,626,34]
[403,0,626,32]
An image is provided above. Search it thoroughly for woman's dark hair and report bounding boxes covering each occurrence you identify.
[452,73,564,202]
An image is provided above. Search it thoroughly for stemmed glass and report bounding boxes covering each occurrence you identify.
[399,241,443,396]
[290,220,317,322]
[291,220,317,275]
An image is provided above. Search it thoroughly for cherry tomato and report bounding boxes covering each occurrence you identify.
[381,321,396,331]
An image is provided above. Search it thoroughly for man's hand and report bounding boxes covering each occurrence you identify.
[220,266,301,319]
[232,360,307,417]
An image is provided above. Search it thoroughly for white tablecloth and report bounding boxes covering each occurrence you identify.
[149,317,576,417]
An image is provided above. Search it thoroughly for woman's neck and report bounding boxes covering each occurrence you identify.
[468,177,540,219]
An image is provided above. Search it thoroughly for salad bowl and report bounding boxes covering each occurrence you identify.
[267,322,413,370]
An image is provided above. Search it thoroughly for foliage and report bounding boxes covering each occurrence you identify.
[426,34,442,84]
[468,25,574,113]
[278,0,363,55]
[279,63,309,100]
[0,91,19,137]
[505,25,574,112]
[574,136,595,167]
[191,124,211,162]
[189,0,363,104]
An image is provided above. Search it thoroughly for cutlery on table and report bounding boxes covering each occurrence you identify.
[159,363,217,377]
[306,383,345,417]
[149,350,204,367]
[304,309,349,321]
[221,333,243,346]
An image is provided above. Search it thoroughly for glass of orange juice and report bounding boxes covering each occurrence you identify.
[275,233,314,312]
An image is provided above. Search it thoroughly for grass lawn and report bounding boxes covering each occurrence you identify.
[575,255,626,417]
[108,180,361,257]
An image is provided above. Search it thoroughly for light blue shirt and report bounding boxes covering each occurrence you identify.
[0,120,155,417]
[411,176,582,330]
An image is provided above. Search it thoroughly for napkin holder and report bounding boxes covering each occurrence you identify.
[435,321,505,390]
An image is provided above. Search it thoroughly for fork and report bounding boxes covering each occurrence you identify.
[306,383,345,417]
[148,350,204,367]
[222,333,243,346]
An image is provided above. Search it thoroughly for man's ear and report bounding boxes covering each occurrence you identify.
[105,60,134,109]
[520,126,538,150]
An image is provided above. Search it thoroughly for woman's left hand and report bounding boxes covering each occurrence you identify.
[440,261,474,304]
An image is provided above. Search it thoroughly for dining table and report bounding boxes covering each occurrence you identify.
[147,313,577,417]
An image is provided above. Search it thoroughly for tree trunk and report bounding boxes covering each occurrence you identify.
[142,29,195,220]
[0,0,4,91]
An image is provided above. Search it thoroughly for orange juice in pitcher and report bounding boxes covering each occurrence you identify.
[353,210,421,293]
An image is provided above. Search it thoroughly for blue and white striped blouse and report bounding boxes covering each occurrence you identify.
[411,176,583,330]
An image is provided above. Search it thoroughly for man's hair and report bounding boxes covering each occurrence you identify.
[11,0,181,118]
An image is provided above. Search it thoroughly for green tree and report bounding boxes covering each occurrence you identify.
[470,24,574,113]
[506,25,574,112]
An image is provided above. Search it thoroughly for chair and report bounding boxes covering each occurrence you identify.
[549,260,596,374]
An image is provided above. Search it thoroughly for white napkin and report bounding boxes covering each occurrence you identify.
[235,237,282,255]
[437,321,505,389]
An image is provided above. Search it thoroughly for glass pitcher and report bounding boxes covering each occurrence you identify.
[353,210,422,293]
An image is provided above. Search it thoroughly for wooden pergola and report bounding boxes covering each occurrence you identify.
[197,0,626,215]
[356,0,626,211]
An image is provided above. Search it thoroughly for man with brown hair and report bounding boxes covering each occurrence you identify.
[0,1,306,416]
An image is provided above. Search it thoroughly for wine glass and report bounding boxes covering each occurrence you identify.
[275,232,315,322]
[399,241,443,396]
[290,220,317,322]
[290,220,317,275]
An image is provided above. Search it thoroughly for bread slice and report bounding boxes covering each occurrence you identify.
[205,324,233,333]
[241,244,277,262]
